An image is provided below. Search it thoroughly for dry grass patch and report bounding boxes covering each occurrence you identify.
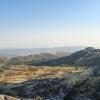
[0,65,81,84]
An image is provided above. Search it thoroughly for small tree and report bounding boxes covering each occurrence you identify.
[85,63,89,69]
[75,62,78,71]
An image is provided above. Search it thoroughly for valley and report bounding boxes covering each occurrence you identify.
[0,47,100,100]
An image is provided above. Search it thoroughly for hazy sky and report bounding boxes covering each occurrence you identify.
[0,0,100,48]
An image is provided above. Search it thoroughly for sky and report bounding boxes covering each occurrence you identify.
[0,0,100,49]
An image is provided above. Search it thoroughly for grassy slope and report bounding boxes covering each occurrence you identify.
[0,65,80,84]
[0,65,99,100]
[0,65,88,100]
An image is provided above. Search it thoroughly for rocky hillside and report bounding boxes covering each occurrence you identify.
[0,47,100,100]
[0,57,9,66]
[51,51,71,57]
[0,65,82,100]
[32,47,100,67]
[0,66,100,100]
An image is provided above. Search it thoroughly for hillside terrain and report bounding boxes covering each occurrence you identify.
[5,52,71,66]
[32,47,100,67]
[0,47,100,100]
[6,53,59,66]
[0,65,81,99]
[51,51,71,57]
[0,57,9,66]
[0,66,99,100]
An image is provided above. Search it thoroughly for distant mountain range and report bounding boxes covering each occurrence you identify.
[0,46,85,57]
[2,47,100,67]
[32,47,100,67]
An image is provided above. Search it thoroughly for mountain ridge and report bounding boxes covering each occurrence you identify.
[32,47,100,67]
